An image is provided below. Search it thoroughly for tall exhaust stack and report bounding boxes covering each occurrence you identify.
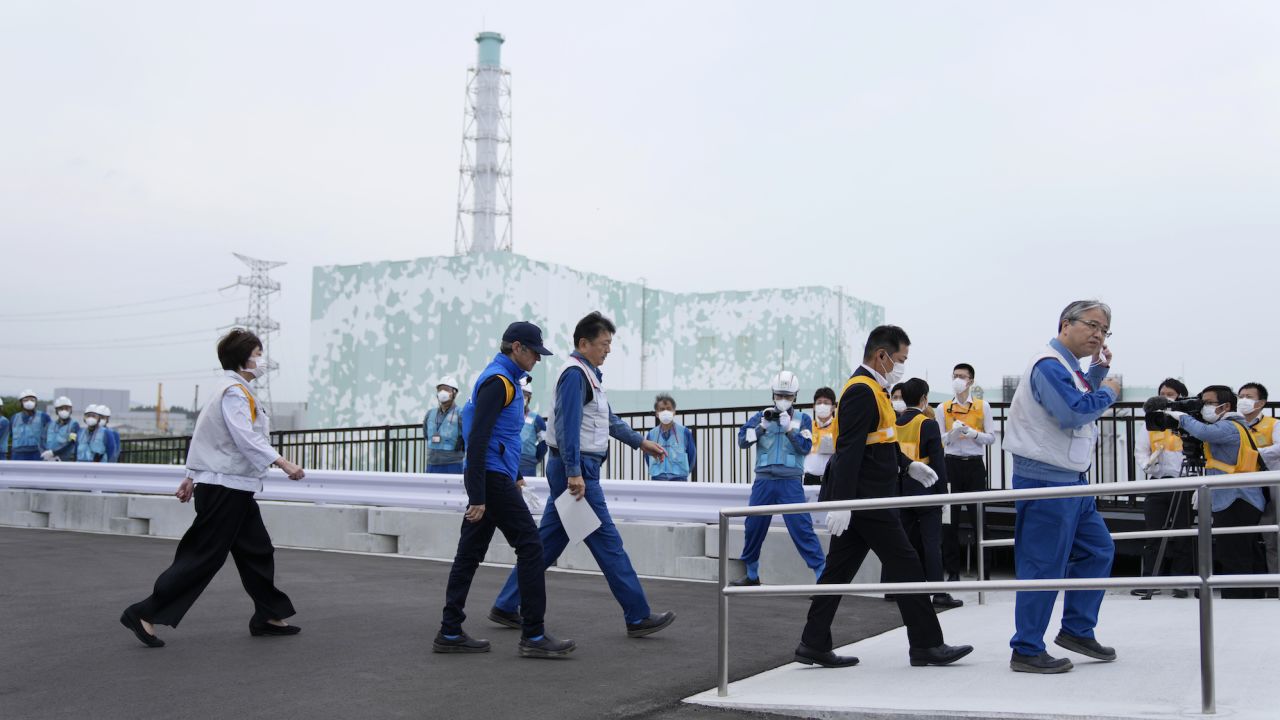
[454,31,513,255]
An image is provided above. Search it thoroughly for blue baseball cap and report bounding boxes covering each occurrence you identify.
[503,321,553,356]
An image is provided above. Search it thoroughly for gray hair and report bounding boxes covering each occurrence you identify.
[654,392,677,411]
[1058,300,1111,331]
[500,340,514,354]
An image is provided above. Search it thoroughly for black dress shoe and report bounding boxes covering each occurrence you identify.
[249,620,302,637]
[728,576,760,587]
[119,607,164,648]
[519,634,576,658]
[946,572,960,583]
[932,593,964,609]
[1130,588,1160,597]
[488,607,522,629]
[1172,588,1190,599]
[909,643,973,667]
[432,631,491,653]
[794,643,859,668]
[1011,650,1073,673]
[626,611,676,638]
[1053,632,1115,661]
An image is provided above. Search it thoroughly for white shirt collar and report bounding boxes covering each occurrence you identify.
[859,363,889,388]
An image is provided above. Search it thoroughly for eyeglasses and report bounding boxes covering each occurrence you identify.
[1072,319,1112,338]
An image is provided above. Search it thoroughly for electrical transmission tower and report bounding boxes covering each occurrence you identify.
[454,31,513,255]
[230,253,284,411]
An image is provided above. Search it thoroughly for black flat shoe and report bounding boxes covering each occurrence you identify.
[518,634,576,658]
[909,643,973,667]
[432,631,491,653]
[728,576,760,587]
[250,620,302,637]
[794,642,859,668]
[120,607,164,648]
[626,611,676,638]
[488,607,522,629]
[1053,632,1115,662]
[932,593,964,609]
[1011,650,1073,674]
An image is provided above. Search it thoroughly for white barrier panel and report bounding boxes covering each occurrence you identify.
[0,461,822,525]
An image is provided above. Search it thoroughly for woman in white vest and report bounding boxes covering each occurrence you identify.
[120,329,306,648]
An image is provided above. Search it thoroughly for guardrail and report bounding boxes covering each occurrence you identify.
[715,471,1280,714]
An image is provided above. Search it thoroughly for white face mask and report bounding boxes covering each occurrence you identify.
[244,355,268,379]
[85,416,99,427]
[814,403,833,420]
[22,400,36,411]
[892,399,907,413]
[1238,398,1258,415]
[437,390,453,404]
[657,410,675,425]
[879,353,905,386]
[57,409,71,420]
[774,398,793,412]
[952,377,970,396]
[1200,405,1221,423]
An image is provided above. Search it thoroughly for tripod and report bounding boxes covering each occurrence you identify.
[1140,456,1203,600]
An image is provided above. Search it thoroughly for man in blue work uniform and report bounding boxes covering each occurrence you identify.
[518,381,548,478]
[77,407,112,462]
[100,406,121,462]
[489,311,677,638]
[730,371,825,585]
[1004,300,1121,674]
[43,396,80,462]
[0,411,10,460]
[647,393,696,481]
[10,390,51,461]
[436,321,575,658]
[425,376,465,474]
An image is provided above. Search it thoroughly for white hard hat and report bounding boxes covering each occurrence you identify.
[99,405,112,417]
[770,371,800,395]
[84,405,100,415]
[19,389,37,400]
[437,376,459,391]
[54,396,73,408]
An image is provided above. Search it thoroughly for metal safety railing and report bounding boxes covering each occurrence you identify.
[716,471,1280,715]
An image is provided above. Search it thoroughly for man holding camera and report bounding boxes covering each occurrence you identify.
[1238,383,1279,585]
[1004,300,1121,674]
[1167,386,1267,599]
[1132,378,1194,597]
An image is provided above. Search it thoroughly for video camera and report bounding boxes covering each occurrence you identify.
[763,408,782,423]
[1143,395,1205,468]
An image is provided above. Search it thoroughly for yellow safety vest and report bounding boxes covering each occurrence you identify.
[941,398,985,433]
[810,418,838,455]
[895,413,929,464]
[1204,421,1260,474]
[1250,416,1275,449]
[835,375,897,445]
[1148,429,1183,454]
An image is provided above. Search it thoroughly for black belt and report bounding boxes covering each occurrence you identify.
[947,455,985,462]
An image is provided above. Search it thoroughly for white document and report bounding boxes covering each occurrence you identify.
[554,491,601,545]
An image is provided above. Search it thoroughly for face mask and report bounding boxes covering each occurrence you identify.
[437,390,453,404]
[85,417,99,427]
[57,410,71,420]
[891,399,907,413]
[952,378,969,396]
[814,403,833,420]
[244,356,268,379]
[657,410,675,425]
[22,400,35,411]
[1200,405,1221,423]
[881,353,905,386]
[774,398,793,412]
[1238,398,1257,415]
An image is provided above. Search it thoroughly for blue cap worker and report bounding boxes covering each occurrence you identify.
[77,407,111,462]
[10,390,52,461]
[518,379,548,478]
[1238,382,1280,585]
[439,320,576,657]
[425,376,465,474]
[489,311,677,639]
[99,405,121,462]
[1004,300,1121,673]
[646,393,696,482]
[802,387,838,487]
[730,371,826,586]
[43,396,80,462]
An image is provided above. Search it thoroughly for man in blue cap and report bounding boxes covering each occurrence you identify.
[436,321,577,658]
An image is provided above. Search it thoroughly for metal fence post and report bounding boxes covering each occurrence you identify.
[717,512,730,697]
[976,501,986,606]
[1196,485,1215,715]
[383,426,392,473]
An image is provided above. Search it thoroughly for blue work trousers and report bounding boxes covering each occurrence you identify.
[10,449,41,461]
[740,474,826,574]
[494,453,651,625]
[427,462,464,475]
[1010,474,1115,656]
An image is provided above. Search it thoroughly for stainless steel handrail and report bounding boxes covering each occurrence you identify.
[716,470,1280,716]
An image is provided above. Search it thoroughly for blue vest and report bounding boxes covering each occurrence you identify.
[77,426,109,462]
[461,353,528,481]
[647,424,692,478]
[520,413,542,465]
[11,411,50,451]
[46,419,80,460]
[755,412,811,474]
[425,405,464,459]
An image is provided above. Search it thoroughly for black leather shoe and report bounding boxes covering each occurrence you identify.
[626,611,676,638]
[946,572,960,582]
[488,607,522,629]
[1172,588,1190,599]
[432,631,491,653]
[1054,632,1115,661]
[119,607,164,648]
[1130,588,1160,597]
[794,642,859,668]
[1011,650,1073,673]
[932,593,964,609]
[909,643,973,667]
[519,634,576,658]
[250,620,301,637]
[728,576,760,587]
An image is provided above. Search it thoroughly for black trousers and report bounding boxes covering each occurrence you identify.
[132,484,295,627]
[942,455,990,575]
[441,472,546,638]
[897,506,944,584]
[802,508,944,651]
[1214,498,1265,599]
[1140,489,1194,577]
[803,473,823,487]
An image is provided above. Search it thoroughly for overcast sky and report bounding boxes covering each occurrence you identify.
[2,1,1278,410]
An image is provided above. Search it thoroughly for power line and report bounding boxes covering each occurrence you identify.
[0,288,235,320]
[0,368,221,381]
[0,298,241,323]
[0,337,212,352]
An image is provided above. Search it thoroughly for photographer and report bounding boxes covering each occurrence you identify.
[1132,378,1193,597]
[1167,385,1266,599]
[1238,383,1278,588]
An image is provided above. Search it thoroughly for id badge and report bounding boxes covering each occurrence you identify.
[432,435,442,444]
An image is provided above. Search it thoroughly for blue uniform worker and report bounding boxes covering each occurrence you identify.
[45,398,81,462]
[492,311,675,638]
[647,394,696,481]
[425,376,465,474]
[0,415,10,460]
[1003,302,1120,673]
[731,371,825,585]
[77,411,111,462]
[10,392,51,461]
[100,406,121,463]
[518,385,548,478]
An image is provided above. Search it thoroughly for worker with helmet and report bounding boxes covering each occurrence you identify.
[77,406,111,462]
[730,370,826,586]
[43,396,80,462]
[425,375,465,474]
[0,403,9,460]
[99,405,121,462]
[10,390,51,461]
[518,379,548,478]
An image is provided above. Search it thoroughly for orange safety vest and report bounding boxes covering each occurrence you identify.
[941,398,985,433]
[1204,420,1260,474]
[810,417,838,455]
[895,413,929,464]
[1250,416,1276,449]
[835,375,897,445]
[1148,429,1183,454]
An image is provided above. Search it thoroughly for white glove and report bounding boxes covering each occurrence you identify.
[745,428,758,444]
[521,487,543,512]
[40,450,55,461]
[908,462,939,488]
[960,424,979,439]
[789,418,803,433]
[1166,410,1186,422]
[777,412,791,431]
[826,510,851,537]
